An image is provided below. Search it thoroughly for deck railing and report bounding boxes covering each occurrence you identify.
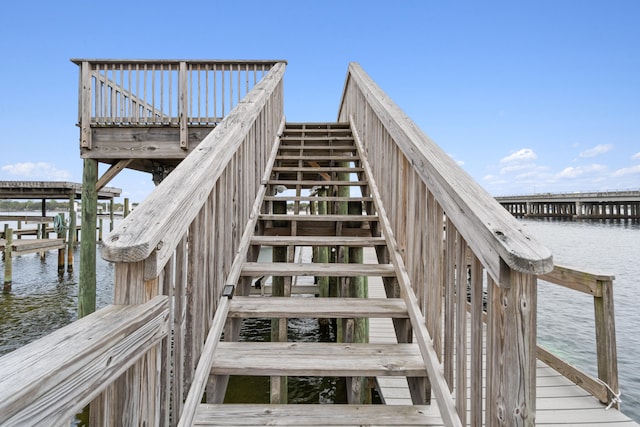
[94,61,285,425]
[339,62,554,426]
[73,59,283,149]
[538,265,619,408]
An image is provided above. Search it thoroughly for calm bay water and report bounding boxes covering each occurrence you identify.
[1,217,639,421]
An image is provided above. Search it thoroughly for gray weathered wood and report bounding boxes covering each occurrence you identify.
[101,62,286,272]
[211,342,427,377]
[350,122,462,426]
[0,296,168,425]
[228,297,407,318]
[194,404,445,426]
[241,262,396,277]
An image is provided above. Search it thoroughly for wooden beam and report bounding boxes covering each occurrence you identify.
[96,159,133,191]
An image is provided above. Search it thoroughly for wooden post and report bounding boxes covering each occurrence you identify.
[79,158,98,318]
[109,198,115,232]
[594,278,619,408]
[67,193,75,271]
[270,200,287,404]
[124,198,130,217]
[3,228,12,290]
[40,199,47,259]
[16,220,22,239]
[317,188,329,298]
[486,265,537,426]
[57,213,66,274]
[98,218,103,242]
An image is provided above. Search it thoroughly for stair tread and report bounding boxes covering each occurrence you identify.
[211,342,426,377]
[228,297,407,318]
[241,262,396,277]
[259,214,377,221]
[251,236,385,246]
[194,404,444,426]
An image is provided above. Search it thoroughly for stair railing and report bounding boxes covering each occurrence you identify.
[339,62,553,426]
[95,61,285,425]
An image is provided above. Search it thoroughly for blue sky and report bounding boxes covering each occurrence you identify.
[1,0,638,201]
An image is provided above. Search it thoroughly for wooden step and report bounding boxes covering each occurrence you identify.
[240,262,396,277]
[276,155,358,162]
[194,404,444,426]
[271,166,363,173]
[259,214,377,222]
[228,297,408,318]
[251,236,385,247]
[278,145,357,153]
[263,196,372,202]
[268,180,367,187]
[210,342,426,377]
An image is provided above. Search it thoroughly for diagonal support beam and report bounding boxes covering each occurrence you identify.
[96,159,133,192]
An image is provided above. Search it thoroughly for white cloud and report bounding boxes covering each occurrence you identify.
[612,165,640,177]
[500,148,537,164]
[557,164,606,179]
[579,144,613,158]
[632,152,640,161]
[1,162,71,180]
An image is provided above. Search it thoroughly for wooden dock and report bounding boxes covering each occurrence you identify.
[0,60,636,426]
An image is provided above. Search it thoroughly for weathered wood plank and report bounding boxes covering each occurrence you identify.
[259,214,378,222]
[539,264,614,296]
[7,238,66,255]
[194,404,445,426]
[0,296,168,425]
[241,262,396,277]
[211,342,427,377]
[251,235,385,246]
[228,297,408,318]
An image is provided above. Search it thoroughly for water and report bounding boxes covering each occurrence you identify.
[1,218,639,421]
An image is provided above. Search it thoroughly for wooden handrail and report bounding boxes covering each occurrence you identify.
[339,62,552,282]
[338,62,553,425]
[94,61,285,425]
[0,296,168,425]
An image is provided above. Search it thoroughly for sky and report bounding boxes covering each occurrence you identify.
[0,0,638,201]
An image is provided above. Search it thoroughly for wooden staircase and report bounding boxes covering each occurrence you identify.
[187,123,449,426]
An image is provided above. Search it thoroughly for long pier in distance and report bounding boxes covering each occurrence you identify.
[496,190,640,220]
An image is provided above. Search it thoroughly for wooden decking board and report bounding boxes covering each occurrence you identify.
[211,342,427,377]
[241,262,396,277]
[194,404,444,426]
[228,296,408,318]
[250,235,385,247]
